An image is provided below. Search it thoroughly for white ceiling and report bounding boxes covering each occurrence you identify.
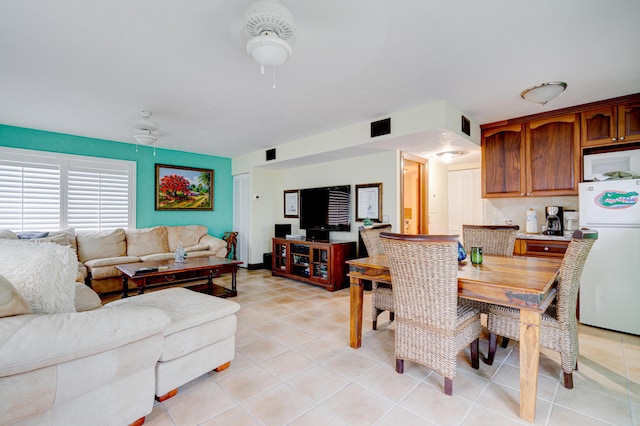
[1,0,639,166]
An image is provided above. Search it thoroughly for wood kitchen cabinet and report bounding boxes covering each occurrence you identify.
[526,113,580,196]
[482,113,580,197]
[482,124,525,197]
[515,238,569,257]
[581,100,640,147]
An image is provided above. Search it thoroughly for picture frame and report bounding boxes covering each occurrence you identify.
[356,183,382,222]
[284,189,299,218]
[155,164,214,211]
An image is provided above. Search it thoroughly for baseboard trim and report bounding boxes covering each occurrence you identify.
[247,263,265,270]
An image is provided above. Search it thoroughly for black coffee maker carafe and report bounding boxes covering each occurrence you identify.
[543,206,564,236]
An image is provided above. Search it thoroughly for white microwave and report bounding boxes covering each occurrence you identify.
[583,149,640,181]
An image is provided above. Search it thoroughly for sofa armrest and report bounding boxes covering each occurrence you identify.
[0,306,170,377]
[198,234,228,258]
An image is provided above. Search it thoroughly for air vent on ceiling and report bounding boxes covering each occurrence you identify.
[371,118,391,138]
[266,148,276,161]
[461,116,471,136]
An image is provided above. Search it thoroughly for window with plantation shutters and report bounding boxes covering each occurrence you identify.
[0,157,61,231]
[0,147,135,232]
[67,160,133,230]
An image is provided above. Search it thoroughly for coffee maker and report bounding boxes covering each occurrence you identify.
[543,206,564,236]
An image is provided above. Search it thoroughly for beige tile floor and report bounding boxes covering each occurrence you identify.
[142,269,639,426]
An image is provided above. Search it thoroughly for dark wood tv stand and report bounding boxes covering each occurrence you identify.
[272,238,356,291]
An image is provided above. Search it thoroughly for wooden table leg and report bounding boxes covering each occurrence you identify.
[519,309,541,422]
[231,266,237,294]
[207,269,214,295]
[349,277,364,349]
[121,276,129,298]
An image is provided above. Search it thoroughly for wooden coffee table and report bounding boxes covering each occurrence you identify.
[116,257,243,298]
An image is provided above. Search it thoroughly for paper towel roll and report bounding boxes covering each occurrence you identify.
[526,208,538,234]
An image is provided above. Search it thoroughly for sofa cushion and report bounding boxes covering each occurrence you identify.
[185,244,209,252]
[74,282,102,312]
[86,265,123,280]
[76,229,127,262]
[0,273,32,317]
[184,250,218,259]
[105,287,240,361]
[0,239,77,314]
[31,232,71,247]
[139,253,175,262]
[84,256,141,268]
[0,305,170,377]
[0,229,18,240]
[166,225,208,252]
[126,227,169,257]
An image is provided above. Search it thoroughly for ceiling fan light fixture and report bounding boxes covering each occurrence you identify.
[244,1,295,75]
[520,81,567,105]
[246,30,292,67]
[436,150,464,164]
[133,132,157,145]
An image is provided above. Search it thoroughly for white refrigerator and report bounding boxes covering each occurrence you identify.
[579,179,640,335]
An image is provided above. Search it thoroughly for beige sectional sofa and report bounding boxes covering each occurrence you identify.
[78,225,231,294]
[0,236,240,425]
[1,225,232,295]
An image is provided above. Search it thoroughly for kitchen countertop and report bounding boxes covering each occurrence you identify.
[517,233,572,241]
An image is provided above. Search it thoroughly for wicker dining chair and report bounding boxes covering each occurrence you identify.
[461,224,519,258]
[460,224,519,339]
[486,229,598,389]
[380,232,481,396]
[359,224,394,330]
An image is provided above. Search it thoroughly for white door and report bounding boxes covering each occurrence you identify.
[448,168,482,238]
[233,174,250,267]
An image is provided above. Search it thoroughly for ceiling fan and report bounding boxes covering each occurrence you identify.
[236,1,301,86]
[132,111,159,146]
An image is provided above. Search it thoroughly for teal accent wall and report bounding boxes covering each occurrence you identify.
[0,125,233,238]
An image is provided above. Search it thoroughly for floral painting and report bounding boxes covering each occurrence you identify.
[155,164,214,210]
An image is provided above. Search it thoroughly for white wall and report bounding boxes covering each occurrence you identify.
[232,100,480,175]
[483,196,578,233]
[245,151,400,265]
[232,99,482,265]
[427,159,449,234]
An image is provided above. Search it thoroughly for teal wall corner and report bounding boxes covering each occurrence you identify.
[0,125,233,238]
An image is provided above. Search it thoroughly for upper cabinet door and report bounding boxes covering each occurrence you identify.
[482,124,525,198]
[581,106,617,147]
[526,113,580,196]
[581,100,640,147]
[618,101,640,144]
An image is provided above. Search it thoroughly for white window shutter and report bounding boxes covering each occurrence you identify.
[0,160,60,231]
[0,147,135,232]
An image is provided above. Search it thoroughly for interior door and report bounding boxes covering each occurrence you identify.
[402,154,427,234]
[233,173,249,267]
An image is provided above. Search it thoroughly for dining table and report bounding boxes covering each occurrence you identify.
[346,254,563,423]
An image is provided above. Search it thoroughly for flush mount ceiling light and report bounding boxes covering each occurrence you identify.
[436,150,464,164]
[133,111,159,155]
[520,81,567,105]
[244,0,295,87]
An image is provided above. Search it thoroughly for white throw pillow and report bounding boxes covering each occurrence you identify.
[0,229,18,240]
[0,273,32,317]
[0,239,77,314]
[74,282,102,312]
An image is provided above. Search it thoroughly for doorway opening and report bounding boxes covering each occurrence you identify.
[401,154,428,234]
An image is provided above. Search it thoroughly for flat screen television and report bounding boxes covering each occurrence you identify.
[299,185,351,232]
